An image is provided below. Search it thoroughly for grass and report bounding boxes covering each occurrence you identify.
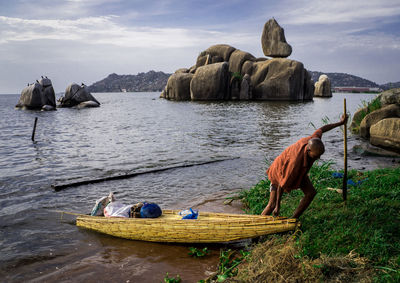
[237,162,400,282]
[351,96,382,133]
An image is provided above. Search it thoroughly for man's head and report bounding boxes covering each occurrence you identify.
[307,138,325,160]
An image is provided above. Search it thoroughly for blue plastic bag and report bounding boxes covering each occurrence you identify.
[179,208,198,220]
[140,202,162,218]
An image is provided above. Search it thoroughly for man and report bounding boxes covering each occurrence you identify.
[261,114,348,219]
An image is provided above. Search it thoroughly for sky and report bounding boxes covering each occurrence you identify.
[0,0,399,94]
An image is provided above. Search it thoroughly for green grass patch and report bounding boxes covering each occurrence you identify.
[351,96,382,133]
[239,162,400,281]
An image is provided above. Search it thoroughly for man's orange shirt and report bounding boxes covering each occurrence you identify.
[267,129,323,192]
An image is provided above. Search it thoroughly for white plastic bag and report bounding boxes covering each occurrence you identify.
[104,201,131,218]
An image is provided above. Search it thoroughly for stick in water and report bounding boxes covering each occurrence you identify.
[342,99,348,201]
[32,117,38,142]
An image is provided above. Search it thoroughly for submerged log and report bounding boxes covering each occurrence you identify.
[53,157,239,191]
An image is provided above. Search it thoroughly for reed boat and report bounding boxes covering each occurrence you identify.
[76,210,299,243]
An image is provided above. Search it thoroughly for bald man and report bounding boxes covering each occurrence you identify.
[261,115,348,219]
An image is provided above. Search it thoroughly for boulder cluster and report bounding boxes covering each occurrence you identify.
[160,18,314,101]
[351,88,400,153]
[15,78,100,111]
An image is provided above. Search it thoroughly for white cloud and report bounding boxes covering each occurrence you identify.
[0,15,254,48]
[281,0,400,25]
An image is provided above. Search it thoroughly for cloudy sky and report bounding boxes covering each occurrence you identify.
[0,0,399,93]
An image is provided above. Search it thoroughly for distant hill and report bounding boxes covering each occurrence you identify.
[310,71,400,91]
[379,81,400,90]
[87,71,171,93]
[309,71,380,88]
[87,70,398,93]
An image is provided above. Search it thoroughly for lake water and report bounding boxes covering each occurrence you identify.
[0,92,397,282]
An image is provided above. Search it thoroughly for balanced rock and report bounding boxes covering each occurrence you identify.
[261,18,292,58]
[60,83,100,108]
[16,77,56,110]
[370,118,400,152]
[190,62,229,100]
[359,104,400,138]
[314,75,332,97]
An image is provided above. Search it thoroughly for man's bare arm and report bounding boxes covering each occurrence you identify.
[319,114,348,133]
[273,186,284,216]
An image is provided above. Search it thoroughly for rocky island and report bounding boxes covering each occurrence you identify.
[160,18,314,101]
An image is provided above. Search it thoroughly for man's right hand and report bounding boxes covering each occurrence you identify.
[273,206,280,217]
[341,114,349,125]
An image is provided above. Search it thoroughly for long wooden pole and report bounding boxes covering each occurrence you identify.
[343,99,348,201]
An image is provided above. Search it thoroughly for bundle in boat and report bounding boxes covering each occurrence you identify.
[76,210,299,243]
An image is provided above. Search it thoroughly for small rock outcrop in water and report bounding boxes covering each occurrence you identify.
[15,77,56,110]
[160,19,314,101]
[351,88,400,153]
[261,18,292,58]
[59,83,100,108]
[314,74,332,97]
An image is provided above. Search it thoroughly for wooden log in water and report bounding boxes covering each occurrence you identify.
[52,157,240,191]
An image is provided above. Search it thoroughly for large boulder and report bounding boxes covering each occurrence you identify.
[377,88,400,105]
[314,74,332,97]
[60,83,100,107]
[164,73,193,100]
[370,118,400,152]
[350,106,368,133]
[241,60,255,76]
[196,44,236,68]
[174,68,189,74]
[303,70,315,101]
[228,49,255,74]
[261,18,292,58]
[239,74,252,100]
[359,104,400,138]
[16,77,56,110]
[250,58,311,100]
[190,62,229,100]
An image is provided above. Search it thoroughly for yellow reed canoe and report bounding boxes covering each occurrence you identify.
[76,210,299,243]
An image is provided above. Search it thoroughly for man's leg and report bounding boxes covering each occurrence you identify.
[291,176,317,219]
[261,184,277,215]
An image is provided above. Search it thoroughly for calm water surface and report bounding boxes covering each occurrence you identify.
[0,92,396,282]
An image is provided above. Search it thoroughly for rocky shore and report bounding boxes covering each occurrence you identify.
[350,88,400,153]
